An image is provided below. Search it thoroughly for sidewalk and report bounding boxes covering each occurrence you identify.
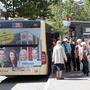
[44,71,90,90]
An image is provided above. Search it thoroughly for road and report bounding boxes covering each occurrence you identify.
[0,75,48,90]
[45,71,90,90]
[0,71,90,90]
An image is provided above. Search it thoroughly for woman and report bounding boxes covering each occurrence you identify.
[75,39,82,71]
[52,40,67,79]
[87,41,90,72]
[8,49,17,71]
[19,49,27,61]
[17,49,27,68]
[81,42,89,76]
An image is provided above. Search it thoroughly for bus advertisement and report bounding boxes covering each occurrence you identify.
[0,20,49,76]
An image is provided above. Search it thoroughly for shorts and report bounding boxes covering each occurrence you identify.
[54,63,64,70]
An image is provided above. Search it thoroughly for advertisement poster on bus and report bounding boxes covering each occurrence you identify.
[0,27,42,74]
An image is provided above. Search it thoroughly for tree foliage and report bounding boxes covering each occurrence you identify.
[1,0,52,19]
[1,0,90,33]
[48,0,64,31]
[48,0,90,34]
[16,0,51,19]
[83,0,90,20]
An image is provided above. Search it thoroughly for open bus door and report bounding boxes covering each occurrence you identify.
[46,31,59,74]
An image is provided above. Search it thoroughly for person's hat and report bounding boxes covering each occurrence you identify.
[81,42,86,46]
[56,40,61,44]
[77,39,82,43]
[63,38,68,42]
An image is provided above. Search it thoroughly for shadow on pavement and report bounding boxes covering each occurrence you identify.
[0,75,49,90]
[64,78,88,80]
[50,71,90,80]
[1,75,49,83]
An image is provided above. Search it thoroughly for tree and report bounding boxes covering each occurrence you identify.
[48,0,64,30]
[1,0,52,19]
[48,0,90,37]
[1,0,22,19]
[63,0,90,20]
[16,0,52,19]
[83,0,90,20]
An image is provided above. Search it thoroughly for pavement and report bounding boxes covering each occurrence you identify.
[44,71,90,90]
[0,76,7,83]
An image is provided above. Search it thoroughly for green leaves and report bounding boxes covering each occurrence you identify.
[2,0,52,19]
[48,0,90,35]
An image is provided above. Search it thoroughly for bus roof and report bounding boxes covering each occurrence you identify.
[0,20,40,28]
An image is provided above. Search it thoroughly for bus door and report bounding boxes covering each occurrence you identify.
[46,31,59,73]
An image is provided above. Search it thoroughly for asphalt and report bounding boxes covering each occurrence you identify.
[44,71,90,90]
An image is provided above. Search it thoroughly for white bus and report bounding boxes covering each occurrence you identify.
[0,20,59,76]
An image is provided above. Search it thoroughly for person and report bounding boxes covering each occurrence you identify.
[17,49,27,68]
[81,42,89,76]
[52,38,57,46]
[52,40,67,80]
[50,38,57,55]
[0,48,5,67]
[75,39,82,71]
[19,49,27,61]
[62,38,71,72]
[87,40,90,72]
[71,40,76,71]
[32,47,38,60]
[7,49,17,70]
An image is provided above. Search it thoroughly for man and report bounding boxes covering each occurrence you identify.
[52,40,67,79]
[62,38,71,72]
[71,40,76,71]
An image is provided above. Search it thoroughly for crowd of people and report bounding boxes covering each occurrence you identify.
[52,37,90,80]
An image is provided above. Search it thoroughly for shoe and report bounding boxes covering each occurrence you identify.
[77,69,80,71]
[73,68,76,71]
[86,73,89,76]
[56,77,64,80]
[60,77,64,80]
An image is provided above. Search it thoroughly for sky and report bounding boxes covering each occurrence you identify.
[0,1,6,12]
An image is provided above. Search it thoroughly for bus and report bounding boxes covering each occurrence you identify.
[68,21,90,41]
[0,20,59,76]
